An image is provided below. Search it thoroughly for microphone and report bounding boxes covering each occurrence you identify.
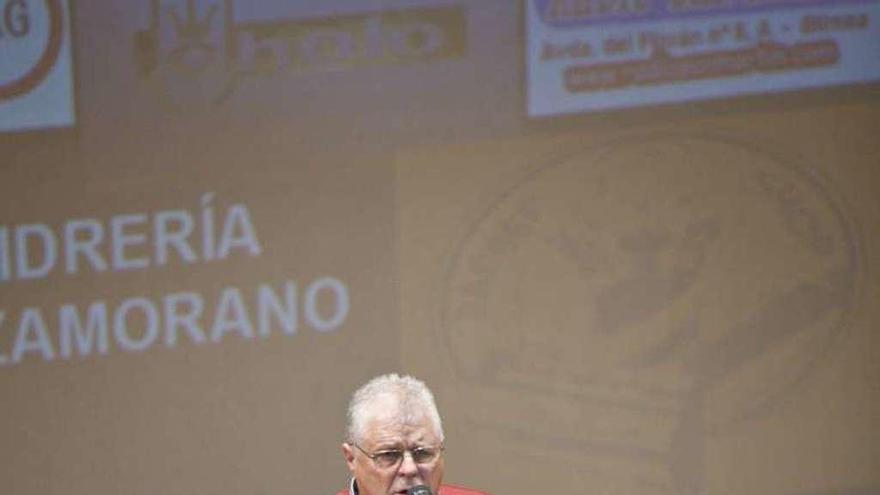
[407,485,433,495]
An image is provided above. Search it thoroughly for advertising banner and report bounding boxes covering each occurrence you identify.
[526,0,880,117]
[2,2,879,494]
[0,0,75,132]
[132,0,466,110]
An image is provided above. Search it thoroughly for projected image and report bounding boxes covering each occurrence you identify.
[526,0,880,117]
[0,0,75,133]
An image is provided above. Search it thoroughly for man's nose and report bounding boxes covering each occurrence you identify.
[398,450,420,477]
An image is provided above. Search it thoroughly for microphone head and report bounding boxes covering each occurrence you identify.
[407,485,433,495]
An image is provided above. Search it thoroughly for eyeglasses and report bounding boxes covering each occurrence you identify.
[351,443,445,469]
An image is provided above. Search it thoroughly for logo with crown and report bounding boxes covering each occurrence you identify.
[165,0,220,73]
[134,0,234,107]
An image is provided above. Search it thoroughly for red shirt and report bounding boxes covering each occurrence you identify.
[436,486,490,495]
[336,480,489,495]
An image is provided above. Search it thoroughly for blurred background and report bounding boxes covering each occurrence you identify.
[1,1,878,493]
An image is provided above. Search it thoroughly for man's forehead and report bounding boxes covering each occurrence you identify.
[360,397,436,437]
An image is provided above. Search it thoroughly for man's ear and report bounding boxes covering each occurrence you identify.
[342,442,356,471]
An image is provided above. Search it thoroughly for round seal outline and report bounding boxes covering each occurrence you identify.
[0,0,64,101]
[435,131,867,431]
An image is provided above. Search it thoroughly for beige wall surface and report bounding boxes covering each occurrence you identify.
[1,2,878,494]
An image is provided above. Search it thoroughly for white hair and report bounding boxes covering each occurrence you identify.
[346,373,444,444]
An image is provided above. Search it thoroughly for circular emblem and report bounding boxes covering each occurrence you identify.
[439,134,864,463]
[0,0,64,101]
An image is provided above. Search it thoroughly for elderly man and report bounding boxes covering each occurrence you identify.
[338,374,489,495]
